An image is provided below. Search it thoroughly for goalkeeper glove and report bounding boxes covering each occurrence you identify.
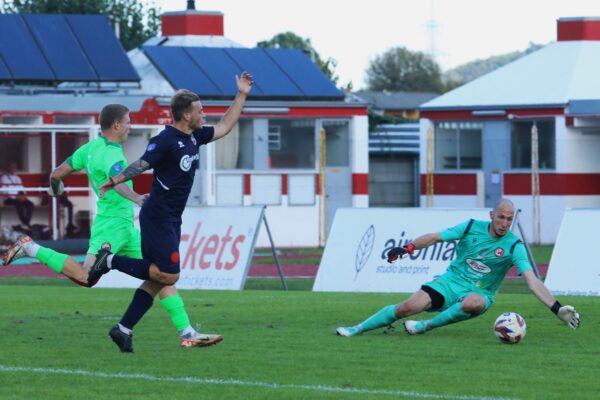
[551,301,580,329]
[387,243,415,263]
[47,181,64,197]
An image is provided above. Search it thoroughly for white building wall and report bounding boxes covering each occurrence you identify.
[562,125,600,172]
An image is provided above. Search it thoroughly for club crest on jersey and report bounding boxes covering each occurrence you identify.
[466,258,491,274]
[180,153,200,171]
[494,247,505,257]
[191,136,197,146]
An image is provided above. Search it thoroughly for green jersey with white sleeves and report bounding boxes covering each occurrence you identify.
[439,219,532,295]
[66,136,133,219]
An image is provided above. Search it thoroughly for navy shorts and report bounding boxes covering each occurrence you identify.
[140,210,181,274]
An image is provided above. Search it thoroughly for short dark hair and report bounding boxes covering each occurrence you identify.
[100,104,129,131]
[171,89,200,122]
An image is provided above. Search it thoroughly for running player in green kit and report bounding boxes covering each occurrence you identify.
[1,104,219,348]
[336,198,580,337]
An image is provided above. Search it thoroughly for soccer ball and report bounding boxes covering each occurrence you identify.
[493,312,526,344]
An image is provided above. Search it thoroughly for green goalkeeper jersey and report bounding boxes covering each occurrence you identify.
[439,219,532,295]
[66,136,133,219]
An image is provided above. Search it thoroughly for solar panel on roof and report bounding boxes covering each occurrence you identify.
[183,47,265,96]
[66,15,139,82]
[265,48,344,98]
[226,48,303,97]
[142,45,344,100]
[25,14,98,81]
[0,14,55,81]
[143,46,220,95]
[0,55,12,80]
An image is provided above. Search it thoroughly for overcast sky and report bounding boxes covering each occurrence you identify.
[156,0,600,89]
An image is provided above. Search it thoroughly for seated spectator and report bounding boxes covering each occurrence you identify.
[41,188,76,237]
[1,162,34,228]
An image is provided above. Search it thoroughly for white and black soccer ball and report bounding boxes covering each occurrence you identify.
[494,312,526,344]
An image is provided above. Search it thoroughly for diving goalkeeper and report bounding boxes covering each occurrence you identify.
[337,198,580,337]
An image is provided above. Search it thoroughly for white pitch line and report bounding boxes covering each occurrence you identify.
[0,364,516,400]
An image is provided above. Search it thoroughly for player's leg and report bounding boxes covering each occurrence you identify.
[107,219,182,352]
[158,286,223,348]
[405,291,489,335]
[1,235,88,286]
[89,214,180,286]
[336,289,433,337]
[109,280,163,353]
[116,226,219,346]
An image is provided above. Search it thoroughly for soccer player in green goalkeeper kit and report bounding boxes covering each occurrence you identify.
[1,104,221,350]
[336,198,580,337]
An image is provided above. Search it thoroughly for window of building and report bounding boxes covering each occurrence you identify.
[323,120,350,167]
[434,122,482,169]
[214,119,254,169]
[510,120,555,169]
[268,119,315,169]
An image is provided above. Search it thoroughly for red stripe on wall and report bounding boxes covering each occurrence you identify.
[504,173,600,195]
[281,174,288,195]
[420,173,478,195]
[202,106,368,118]
[244,174,251,195]
[421,108,564,121]
[352,173,369,195]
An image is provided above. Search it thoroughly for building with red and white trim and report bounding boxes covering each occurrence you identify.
[0,7,369,247]
[419,17,600,244]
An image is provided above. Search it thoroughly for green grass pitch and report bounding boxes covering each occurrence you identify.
[0,278,597,400]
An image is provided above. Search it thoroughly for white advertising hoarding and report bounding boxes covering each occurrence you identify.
[96,206,264,290]
[544,209,600,296]
[313,208,491,293]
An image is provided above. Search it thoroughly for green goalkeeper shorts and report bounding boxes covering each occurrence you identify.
[422,273,494,312]
[87,215,142,258]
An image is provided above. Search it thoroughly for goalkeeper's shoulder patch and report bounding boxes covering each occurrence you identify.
[109,160,126,177]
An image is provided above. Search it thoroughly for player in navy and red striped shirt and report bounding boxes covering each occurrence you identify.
[89,72,254,352]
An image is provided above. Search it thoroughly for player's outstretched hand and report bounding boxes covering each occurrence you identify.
[387,247,408,263]
[387,243,415,263]
[236,71,254,94]
[557,305,580,329]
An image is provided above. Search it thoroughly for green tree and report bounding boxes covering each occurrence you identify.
[1,0,160,51]
[365,47,444,92]
[257,31,341,86]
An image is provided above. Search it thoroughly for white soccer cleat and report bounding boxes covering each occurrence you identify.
[336,326,362,337]
[403,320,427,335]
[1,235,32,266]
[180,332,224,348]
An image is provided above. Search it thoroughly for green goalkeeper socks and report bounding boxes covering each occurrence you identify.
[36,246,68,274]
[358,304,398,332]
[160,294,191,332]
[425,302,472,331]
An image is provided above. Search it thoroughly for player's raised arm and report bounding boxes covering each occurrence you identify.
[212,72,254,141]
[99,159,151,197]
